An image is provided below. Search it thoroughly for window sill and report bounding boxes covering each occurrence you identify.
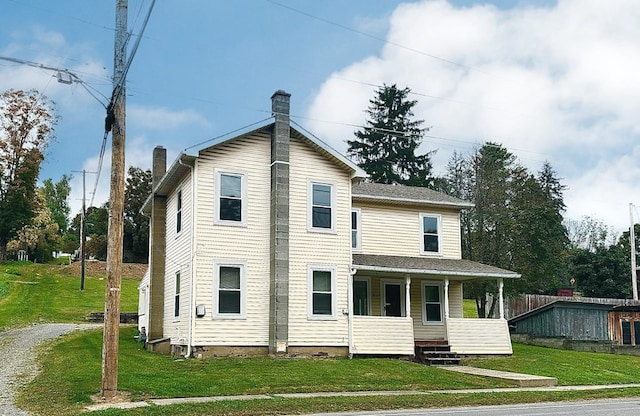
[308,315,338,321]
[212,315,246,320]
[307,227,337,235]
[214,220,248,228]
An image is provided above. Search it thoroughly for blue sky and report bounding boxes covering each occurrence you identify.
[1,0,639,234]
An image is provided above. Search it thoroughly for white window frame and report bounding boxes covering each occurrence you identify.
[215,169,247,226]
[173,270,181,320]
[421,281,444,325]
[176,189,183,235]
[353,277,371,316]
[420,213,442,255]
[307,265,337,320]
[307,181,336,233]
[351,208,361,251]
[213,261,247,319]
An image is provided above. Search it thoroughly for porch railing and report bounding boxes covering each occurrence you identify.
[351,316,414,355]
[446,318,512,354]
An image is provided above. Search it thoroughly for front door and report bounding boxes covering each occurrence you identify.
[384,283,402,317]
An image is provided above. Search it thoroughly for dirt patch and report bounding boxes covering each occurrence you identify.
[61,260,147,279]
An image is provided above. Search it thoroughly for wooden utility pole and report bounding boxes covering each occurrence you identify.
[101,0,127,399]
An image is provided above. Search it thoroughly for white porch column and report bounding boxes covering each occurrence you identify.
[444,278,450,319]
[405,275,411,318]
[498,278,505,319]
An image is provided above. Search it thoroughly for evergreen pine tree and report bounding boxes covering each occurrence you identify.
[348,84,435,186]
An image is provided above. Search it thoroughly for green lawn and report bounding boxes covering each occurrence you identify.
[0,261,140,331]
[18,326,640,415]
[6,262,640,415]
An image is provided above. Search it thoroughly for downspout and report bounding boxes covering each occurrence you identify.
[348,267,356,358]
[179,156,196,358]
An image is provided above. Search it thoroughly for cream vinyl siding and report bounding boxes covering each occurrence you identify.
[352,316,414,355]
[164,175,192,344]
[355,203,462,259]
[288,138,351,347]
[448,281,463,319]
[192,134,271,346]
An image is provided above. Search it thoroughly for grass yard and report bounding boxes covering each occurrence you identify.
[17,325,640,416]
[0,261,141,331]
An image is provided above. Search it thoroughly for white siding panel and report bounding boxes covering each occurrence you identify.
[164,173,193,344]
[446,318,513,354]
[192,135,271,346]
[288,138,351,346]
[352,316,414,355]
[355,203,462,259]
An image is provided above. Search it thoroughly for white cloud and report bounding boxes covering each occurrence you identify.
[306,0,640,231]
[128,105,211,131]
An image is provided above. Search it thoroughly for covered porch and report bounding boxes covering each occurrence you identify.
[348,254,520,356]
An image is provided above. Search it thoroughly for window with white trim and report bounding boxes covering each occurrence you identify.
[420,214,441,254]
[351,209,361,250]
[309,182,334,231]
[216,171,246,224]
[176,190,182,234]
[174,271,181,319]
[353,278,370,316]
[421,282,443,324]
[308,266,336,319]
[213,262,246,318]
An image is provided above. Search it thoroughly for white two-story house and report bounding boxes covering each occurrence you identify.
[138,90,519,359]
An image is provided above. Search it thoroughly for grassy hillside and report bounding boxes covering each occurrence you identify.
[0,261,142,331]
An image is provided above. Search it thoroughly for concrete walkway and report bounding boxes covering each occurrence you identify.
[85,383,640,412]
[435,365,558,387]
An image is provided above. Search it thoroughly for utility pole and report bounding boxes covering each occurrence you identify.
[101,0,127,399]
[630,203,638,301]
[81,169,86,291]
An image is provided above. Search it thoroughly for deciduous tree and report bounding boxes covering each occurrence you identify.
[123,166,151,263]
[0,89,57,262]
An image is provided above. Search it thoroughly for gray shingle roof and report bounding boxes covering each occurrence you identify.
[352,254,520,279]
[352,182,473,208]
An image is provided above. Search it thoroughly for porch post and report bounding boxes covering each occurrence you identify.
[405,275,411,318]
[498,278,505,319]
[444,278,450,319]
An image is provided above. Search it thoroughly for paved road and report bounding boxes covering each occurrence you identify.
[0,323,100,416]
[298,398,640,416]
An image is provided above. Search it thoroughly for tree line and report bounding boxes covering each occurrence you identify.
[349,84,638,314]
[1,87,637,308]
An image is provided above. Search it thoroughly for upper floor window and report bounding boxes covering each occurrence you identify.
[174,271,181,319]
[309,182,335,231]
[176,190,182,234]
[420,214,441,254]
[213,262,246,318]
[421,282,443,324]
[308,266,336,319]
[216,170,246,225]
[351,209,361,250]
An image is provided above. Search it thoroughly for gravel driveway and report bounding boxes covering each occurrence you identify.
[0,324,101,416]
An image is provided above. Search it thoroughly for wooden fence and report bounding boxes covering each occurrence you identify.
[505,294,640,320]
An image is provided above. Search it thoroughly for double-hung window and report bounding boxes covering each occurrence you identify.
[420,214,441,254]
[213,262,246,318]
[176,190,182,234]
[351,209,361,250]
[216,171,246,224]
[422,282,443,324]
[308,266,336,319]
[174,271,181,319]
[309,182,334,231]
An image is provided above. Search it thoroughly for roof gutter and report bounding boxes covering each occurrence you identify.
[352,264,520,279]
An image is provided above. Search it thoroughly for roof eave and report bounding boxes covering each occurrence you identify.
[352,264,520,279]
[352,194,475,209]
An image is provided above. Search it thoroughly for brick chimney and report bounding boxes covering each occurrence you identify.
[148,146,167,341]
